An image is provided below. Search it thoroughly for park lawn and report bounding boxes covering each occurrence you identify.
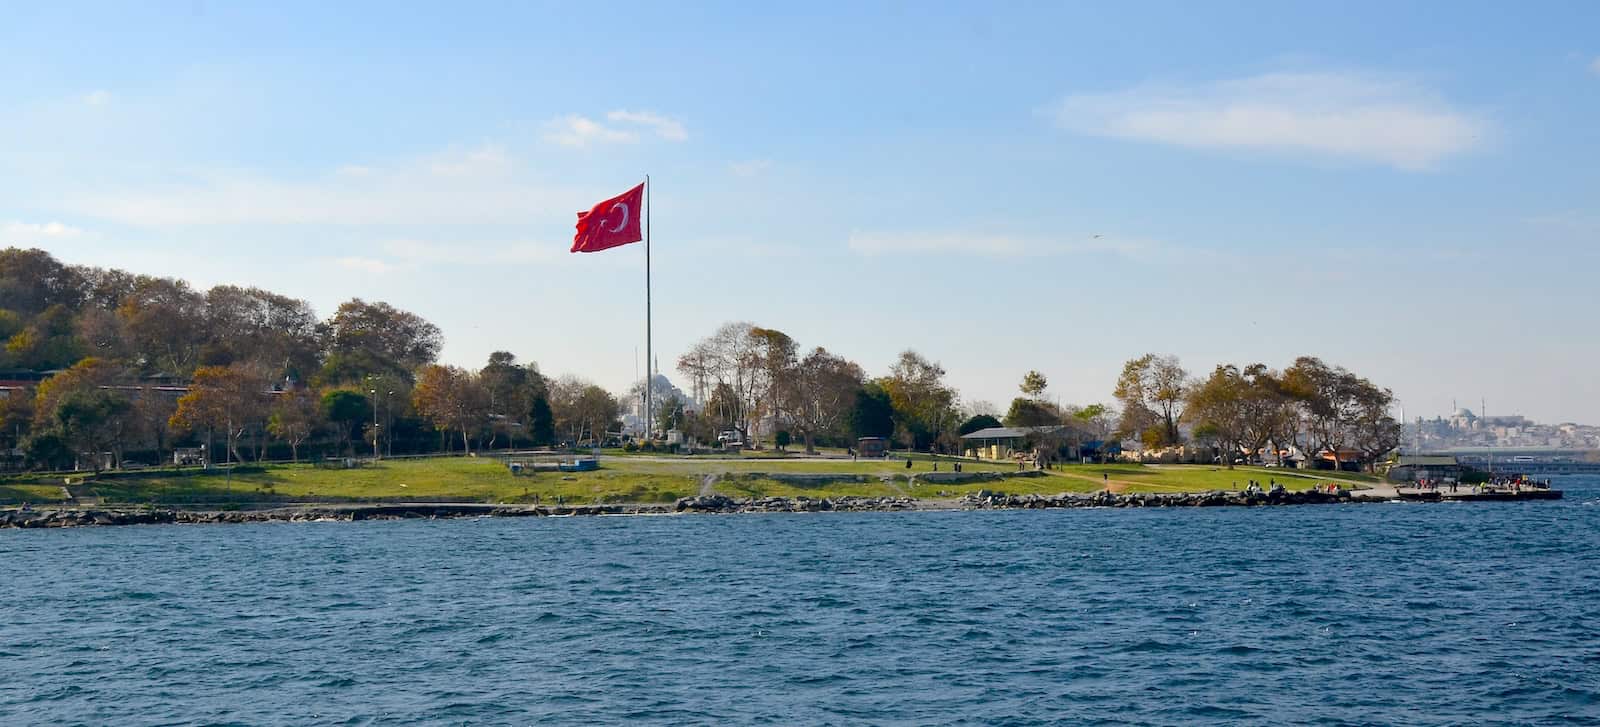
[0,484,72,504]
[598,456,1013,477]
[906,476,1102,499]
[1043,463,1380,493]
[77,457,697,505]
[3,457,1385,506]
[713,475,902,500]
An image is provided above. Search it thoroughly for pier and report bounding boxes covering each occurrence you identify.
[1392,485,1564,502]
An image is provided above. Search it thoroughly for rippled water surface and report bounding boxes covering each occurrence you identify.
[5,477,1599,725]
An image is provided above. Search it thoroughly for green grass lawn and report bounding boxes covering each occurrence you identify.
[1045,463,1380,493]
[0,484,71,504]
[0,457,1384,506]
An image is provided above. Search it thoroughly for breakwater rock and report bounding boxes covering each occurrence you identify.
[960,488,1356,509]
[673,494,919,513]
[0,488,1396,528]
[0,503,679,528]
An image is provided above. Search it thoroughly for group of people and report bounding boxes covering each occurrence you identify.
[1239,479,1287,494]
[1412,476,1552,494]
[1413,478,1457,492]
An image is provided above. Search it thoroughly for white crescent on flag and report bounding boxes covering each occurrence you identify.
[608,202,630,232]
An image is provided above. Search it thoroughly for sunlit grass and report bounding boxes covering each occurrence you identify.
[0,457,1384,506]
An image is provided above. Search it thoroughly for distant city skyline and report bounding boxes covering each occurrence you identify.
[3,2,1598,423]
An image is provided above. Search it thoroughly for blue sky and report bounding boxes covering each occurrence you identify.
[3,1,1599,422]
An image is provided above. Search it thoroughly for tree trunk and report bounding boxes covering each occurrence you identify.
[804,431,816,455]
[461,427,471,455]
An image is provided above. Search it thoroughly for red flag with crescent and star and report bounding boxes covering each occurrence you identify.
[571,182,644,253]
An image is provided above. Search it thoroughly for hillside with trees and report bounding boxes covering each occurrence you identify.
[2,246,1402,473]
[0,247,559,469]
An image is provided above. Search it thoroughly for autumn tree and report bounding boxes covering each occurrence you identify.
[118,276,207,375]
[320,299,442,384]
[128,389,179,459]
[31,358,135,469]
[4,303,84,370]
[1184,365,1253,468]
[412,365,490,454]
[880,350,960,451]
[1350,390,1403,471]
[202,285,321,377]
[784,347,865,453]
[0,387,34,452]
[0,248,84,316]
[1282,357,1359,468]
[267,387,323,462]
[169,364,272,464]
[750,326,798,444]
[480,351,545,449]
[1020,370,1048,399]
[1072,403,1117,441]
[676,322,762,442]
[1113,353,1189,447]
[1279,357,1398,470]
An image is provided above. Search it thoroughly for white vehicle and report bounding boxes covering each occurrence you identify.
[717,430,743,446]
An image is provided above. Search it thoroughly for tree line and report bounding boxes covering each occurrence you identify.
[0,247,620,469]
[670,321,975,454]
[1,246,1404,471]
[1115,353,1403,470]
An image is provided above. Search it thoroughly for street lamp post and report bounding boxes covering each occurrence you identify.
[369,388,380,460]
[385,390,394,457]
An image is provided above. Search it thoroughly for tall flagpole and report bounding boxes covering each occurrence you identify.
[645,175,652,440]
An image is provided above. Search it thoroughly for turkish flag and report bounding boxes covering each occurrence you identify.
[571,182,644,253]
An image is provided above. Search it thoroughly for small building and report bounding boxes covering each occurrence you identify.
[1388,455,1463,483]
[960,426,1074,461]
[1313,449,1365,472]
[856,437,887,458]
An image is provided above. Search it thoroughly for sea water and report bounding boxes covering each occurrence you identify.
[4,477,1598,725]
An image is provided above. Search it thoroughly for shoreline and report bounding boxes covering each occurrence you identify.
[0,486,1562,528]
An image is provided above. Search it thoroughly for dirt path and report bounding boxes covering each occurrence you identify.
[1043,469,1138,492]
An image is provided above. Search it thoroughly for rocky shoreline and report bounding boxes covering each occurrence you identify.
[675,488,1362,513]
[0,488,1391,528]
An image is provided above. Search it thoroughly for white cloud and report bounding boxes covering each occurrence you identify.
[427,144,509,175]
[542,111,688,147]
[847,231,1161,259]
[2,220,83,240]
[542,115,639,147]
[83,90,112,106]
[54,144,582,226]
[1590,57,1600,76]
[605,110,688,142]
[381,238,563,266]
[320,239,570,278]
[729,159,773,177]
[332,256,396,275]
[1051,71,1488,170]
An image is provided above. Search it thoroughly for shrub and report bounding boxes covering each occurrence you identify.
[623,441,639,452]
